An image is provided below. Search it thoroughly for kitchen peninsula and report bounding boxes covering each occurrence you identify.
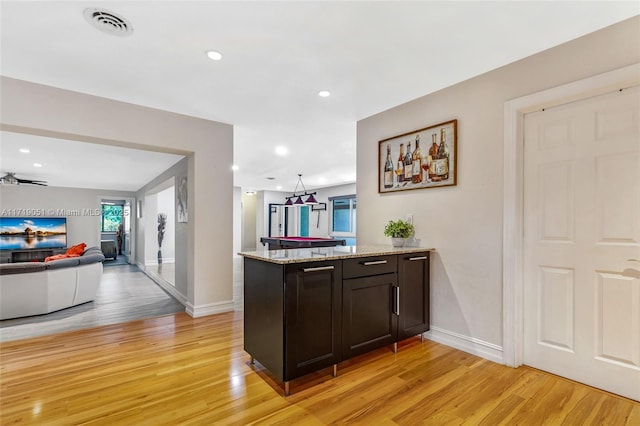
[239,245,434,395]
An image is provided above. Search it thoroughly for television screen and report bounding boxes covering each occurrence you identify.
[0,217,67,250]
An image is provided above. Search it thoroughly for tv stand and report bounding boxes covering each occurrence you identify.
[11,249,62,263]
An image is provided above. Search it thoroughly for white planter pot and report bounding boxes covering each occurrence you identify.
[391,237,406,247]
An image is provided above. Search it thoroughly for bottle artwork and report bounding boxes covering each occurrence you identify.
[411,135,423,184]
[382,123,454,191]
[396,143,405,184]
[431,128,449,182]
[403,141,413,183]
[384,144,394,188]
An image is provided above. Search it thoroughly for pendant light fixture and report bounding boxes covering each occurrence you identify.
[284,174,319,207]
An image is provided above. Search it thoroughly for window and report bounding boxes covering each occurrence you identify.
[299,206,309,237]
[101,203,123,232]
[330,195,356,236]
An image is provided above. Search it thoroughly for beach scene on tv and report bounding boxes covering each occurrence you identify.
[0,217,68,250]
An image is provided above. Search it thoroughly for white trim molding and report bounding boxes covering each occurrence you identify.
[425,327,504,364]
[502,63,640,368]
[138,261,187,306]
[186,300,235,318]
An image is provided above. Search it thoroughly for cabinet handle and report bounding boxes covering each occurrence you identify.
[362,260,387,266]
[302,266,335,273]
[409,256,427,261]
[395,286,400,316]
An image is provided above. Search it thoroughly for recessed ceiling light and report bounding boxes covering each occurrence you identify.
[206,50,223,61]
[276,185,283,190]
[275,146,288,156]
[231,164,239,171]
[33,163,43,168]
[318,90,331,98]
[19,148,30,154]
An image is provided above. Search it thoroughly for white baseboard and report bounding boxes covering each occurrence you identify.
[137,260,234,318]
[186,300,235,318]
[138,262,187,305]
[424,326,504,365]
[144,258,175,266]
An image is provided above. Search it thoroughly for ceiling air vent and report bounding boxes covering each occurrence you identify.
[83,8,133,36]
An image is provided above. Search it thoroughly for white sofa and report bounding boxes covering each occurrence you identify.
[0,247,104,320]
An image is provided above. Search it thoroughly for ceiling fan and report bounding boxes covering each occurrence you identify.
[0,172,48,186]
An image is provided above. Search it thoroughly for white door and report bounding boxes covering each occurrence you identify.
[523,86,640,401]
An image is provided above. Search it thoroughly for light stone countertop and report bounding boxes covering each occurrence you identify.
[238,245,435,265]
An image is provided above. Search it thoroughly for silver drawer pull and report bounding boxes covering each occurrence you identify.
[302,266,335,273]
[409,256,427,261]
[362,260,387,266]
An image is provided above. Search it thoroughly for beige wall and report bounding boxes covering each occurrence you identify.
[136,158,189,299]
[0,77,234,316]
[356,17,640,350]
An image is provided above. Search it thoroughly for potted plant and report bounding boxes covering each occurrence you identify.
[383,219,414,247]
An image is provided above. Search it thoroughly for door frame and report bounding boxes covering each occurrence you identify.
[502,63,640,367]
[97,195,136,264]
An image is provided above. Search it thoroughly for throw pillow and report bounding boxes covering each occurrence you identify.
[66,243,87,256]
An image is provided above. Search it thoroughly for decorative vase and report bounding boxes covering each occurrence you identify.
[391,237,406,248]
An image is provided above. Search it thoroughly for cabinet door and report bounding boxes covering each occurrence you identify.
[343,273,398,359]
[398,252,430,340]
[284,261,342,380]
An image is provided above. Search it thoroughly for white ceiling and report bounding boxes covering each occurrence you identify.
[0,131,184,192]
[1,1,638,192]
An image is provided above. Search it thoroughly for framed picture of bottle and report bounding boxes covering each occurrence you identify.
[378,119,457,193]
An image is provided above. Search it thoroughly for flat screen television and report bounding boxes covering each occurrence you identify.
[0,217,67,250]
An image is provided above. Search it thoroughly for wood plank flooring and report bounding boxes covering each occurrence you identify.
[1,311,638,425]
[0,264,184,342]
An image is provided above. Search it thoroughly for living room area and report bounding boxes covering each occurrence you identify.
[0,129,196,341]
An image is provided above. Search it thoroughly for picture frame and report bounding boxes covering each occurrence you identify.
[378,119,457,193]
[311,203,327,211]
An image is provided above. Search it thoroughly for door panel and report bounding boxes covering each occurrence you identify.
[398,253,430,340]
[524,86,640,401]
[284,261,342,380]
[342,273,397,359]
[537,266,574,351]
[596,272,640,368]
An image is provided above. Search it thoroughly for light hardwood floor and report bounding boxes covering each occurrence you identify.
[0,264,184,342]
[1,311,638,425]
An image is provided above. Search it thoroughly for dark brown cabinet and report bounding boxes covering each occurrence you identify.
[243,258,342,385]
[243,250,430,395]
[342,255,398,358]
[398,252,430,340]
[342,253,430,357]
[284,261,342,380]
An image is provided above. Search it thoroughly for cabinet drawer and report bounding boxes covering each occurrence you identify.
[343,255,397,279]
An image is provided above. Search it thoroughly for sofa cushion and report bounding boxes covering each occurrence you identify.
[82,246,103,256]
[0,262,47,275]
[45,257,81,269]
[78,252,106,264]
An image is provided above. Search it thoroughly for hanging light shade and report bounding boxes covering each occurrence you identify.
[305,193,319,204]
[283,173,319,207]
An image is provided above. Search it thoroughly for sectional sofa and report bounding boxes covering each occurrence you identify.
[0,246,105,320]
